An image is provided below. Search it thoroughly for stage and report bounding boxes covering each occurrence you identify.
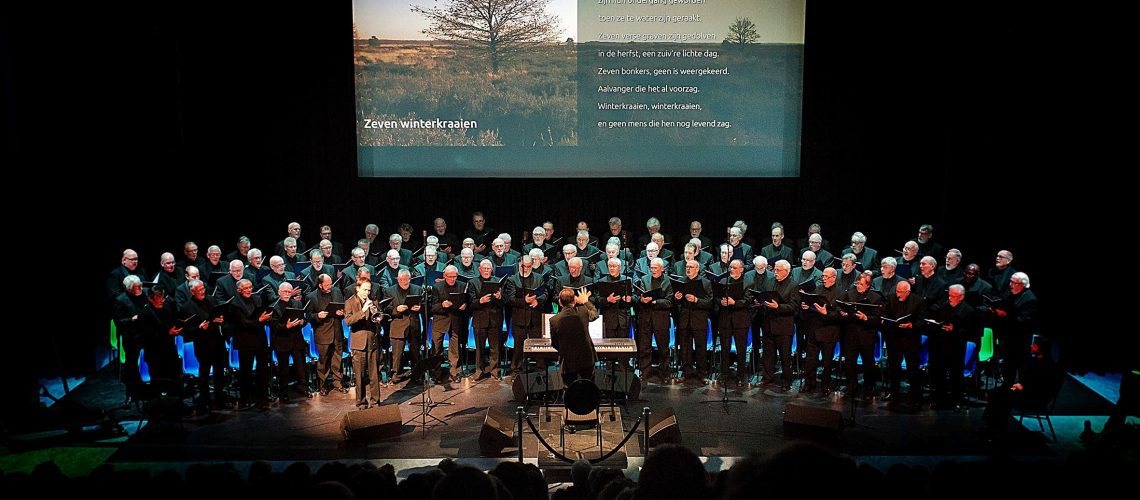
[7,363,1118,479]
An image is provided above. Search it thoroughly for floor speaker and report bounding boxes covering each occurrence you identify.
[343,404,403,441]
[479,407,516,456]
[511,368,564,401]
[782,403,842,441]
[594,368,641,400]
[647,406,682,446]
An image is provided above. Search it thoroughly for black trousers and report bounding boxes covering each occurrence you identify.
[762,334,793,385]
[315,341,344,390]
[194,338,227,404]
[928,334,965,404]
[805,337,837,390]
[885,336,922,401]
[275,343,309,395]
[474,327,503,376]
[843,330,879,389]
[677,322,708,376]
[237,346,270,401]
[511,324,540,373]
[718,326,749,378]
[636,317,670,375]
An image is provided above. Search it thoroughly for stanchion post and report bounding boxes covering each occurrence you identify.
[517,406,525,463]
[642,407,651,454]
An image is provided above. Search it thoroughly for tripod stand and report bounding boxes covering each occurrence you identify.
[702,280,746,410]
[405,353,453,436]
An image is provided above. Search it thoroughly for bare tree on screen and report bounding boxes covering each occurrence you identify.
[724,17,760,46]
[412,0,562,72]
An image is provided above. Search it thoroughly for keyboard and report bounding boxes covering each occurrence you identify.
[523,338,636,357]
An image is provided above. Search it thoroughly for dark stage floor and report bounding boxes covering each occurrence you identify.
[7,362,1122,478]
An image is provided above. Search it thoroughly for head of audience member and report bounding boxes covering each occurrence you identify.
[122,249,140,271]
[634,444,707,500]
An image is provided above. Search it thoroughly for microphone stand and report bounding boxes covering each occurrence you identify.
[701,271,746,410]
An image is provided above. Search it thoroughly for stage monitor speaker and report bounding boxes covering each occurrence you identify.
[594,369,642,400]
[343,404,403,442]
[647,406,682,447]
[479,407,516,456]
[782,403,842,441]
[511,368,564,402]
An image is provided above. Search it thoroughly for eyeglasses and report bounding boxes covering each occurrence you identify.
[125,257,139,261]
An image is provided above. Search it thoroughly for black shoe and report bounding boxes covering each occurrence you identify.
[335,387,349,394]
[319,388,330,397]
[355,400,368,408]
[491,374,503,382]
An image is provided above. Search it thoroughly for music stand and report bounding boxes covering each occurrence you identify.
[406,353,453,435]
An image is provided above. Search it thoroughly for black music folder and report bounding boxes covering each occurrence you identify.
[209,297,232,320]
[799,292,829,309]
[285,301,309,320]
[711,280,744,301]
[594,279,631,298]
[673,278,705,298]
[325,301,345,314]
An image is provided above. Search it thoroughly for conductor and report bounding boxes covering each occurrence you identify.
[550,287,600,385]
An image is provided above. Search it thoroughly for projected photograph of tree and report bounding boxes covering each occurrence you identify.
[354,0,577,147]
